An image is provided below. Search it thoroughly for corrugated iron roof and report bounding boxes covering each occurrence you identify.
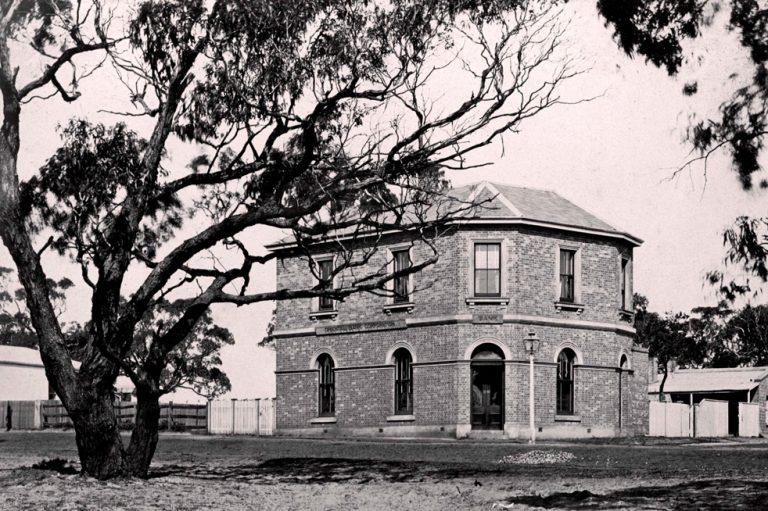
[648,366,768,393]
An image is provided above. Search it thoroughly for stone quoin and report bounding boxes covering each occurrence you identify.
[267,182,649,439]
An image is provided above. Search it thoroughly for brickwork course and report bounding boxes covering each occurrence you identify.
[269,182,649,439]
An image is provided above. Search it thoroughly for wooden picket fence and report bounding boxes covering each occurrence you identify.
[1,400,41,430]
[649,399,755,437]
[207,398,276,435]
[39,400,208,431]
[5,398,275,435]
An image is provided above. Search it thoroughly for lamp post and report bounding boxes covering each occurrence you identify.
[523,332,540,444]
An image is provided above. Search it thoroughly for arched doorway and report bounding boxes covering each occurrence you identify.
[470,343,505,430]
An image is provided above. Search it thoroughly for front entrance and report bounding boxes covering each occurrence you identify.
[471,363,504,429]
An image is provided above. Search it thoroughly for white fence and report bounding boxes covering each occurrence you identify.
[649,401,691,437]
[208,398,276,436]
[694,399,729,437]
[739,402,760,437]
[649,399,758,438]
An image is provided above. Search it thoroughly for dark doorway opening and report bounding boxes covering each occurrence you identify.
[470,343,505,430]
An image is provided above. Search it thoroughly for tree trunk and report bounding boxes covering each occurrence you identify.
[658,367,668,402]
[125,390,161,478]
[71,391,126,479]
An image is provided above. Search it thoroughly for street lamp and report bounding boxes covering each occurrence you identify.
[523,332,540,444]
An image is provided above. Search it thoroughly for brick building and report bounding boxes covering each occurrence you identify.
[268,182,649,439]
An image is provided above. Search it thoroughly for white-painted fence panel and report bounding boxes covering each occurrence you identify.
[207,398,275,436]
[739,402,760,437]
[694,399,729,437]
[649,401,691,437]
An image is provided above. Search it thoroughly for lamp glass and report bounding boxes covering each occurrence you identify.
[524,334,540,355]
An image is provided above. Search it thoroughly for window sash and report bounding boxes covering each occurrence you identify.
[559,250,575,302]
[621,258,629,309]
[556,352,575,415]
[393,250,410,303]
[318,260,334,311]
[394,352,413,414]
[474,243,501,296]
[318,357,335,416]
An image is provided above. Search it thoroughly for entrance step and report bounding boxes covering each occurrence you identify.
[467,430,505,440]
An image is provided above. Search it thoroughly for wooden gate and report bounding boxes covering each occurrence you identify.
[738,402,760,437]
[649,401,691,437]
[694,399,729,437]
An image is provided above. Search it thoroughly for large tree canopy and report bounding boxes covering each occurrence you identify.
[597,1,768,301]
[0,0,578,478]
[598,0,767,186]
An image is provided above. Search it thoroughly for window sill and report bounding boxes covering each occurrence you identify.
[310,416,337,424]
[309,310,338,321]
[386,414,415,422]
[383,302,415,315]
[555,414,581,423]
[554,301,584,313]
[466,296,509,306]
[618,309,634,322]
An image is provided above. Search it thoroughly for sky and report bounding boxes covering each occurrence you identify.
[2,2,766,401]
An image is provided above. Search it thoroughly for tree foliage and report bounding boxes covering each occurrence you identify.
[597,2,768,303]
[636,293,768,395]
[598,0,768,186]
[0,266,78,350]
[0,0,577,478]
[717,303,768,366]
[634,294,707,397]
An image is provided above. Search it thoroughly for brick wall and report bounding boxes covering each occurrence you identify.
[275,322,648,435]
[274,226,635,331]
[273,223,648,438]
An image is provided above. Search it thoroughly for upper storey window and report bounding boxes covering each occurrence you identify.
[317,259,335,311]
[621,257,630,310]
[393,249,411,303]
[474,243,501,297]
[559,249,576,303]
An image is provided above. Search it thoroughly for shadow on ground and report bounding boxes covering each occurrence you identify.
[504,479,768,510]
[149,457,484,484]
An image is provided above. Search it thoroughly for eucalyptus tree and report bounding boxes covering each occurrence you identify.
[0,0,579,478]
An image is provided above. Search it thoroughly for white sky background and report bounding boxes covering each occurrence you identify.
[1,2,766,401]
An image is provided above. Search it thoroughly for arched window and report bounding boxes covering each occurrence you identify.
[619,354,628,370]
[317,354,335,417]
[394,348,413,414]
[557,348,576,415]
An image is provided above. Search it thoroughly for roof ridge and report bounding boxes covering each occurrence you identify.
[486,181,557,194]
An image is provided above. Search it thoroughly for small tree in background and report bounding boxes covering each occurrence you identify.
[634,294,707,399]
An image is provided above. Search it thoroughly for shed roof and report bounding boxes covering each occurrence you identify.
[0,345,44,367]
[266,181,642,249]
[648,366,768,394]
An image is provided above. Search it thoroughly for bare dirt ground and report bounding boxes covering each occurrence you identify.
[1,432,768,510]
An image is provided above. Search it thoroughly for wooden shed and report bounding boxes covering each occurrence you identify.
[649,366,768,437]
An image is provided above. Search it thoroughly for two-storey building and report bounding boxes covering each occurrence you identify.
[268,182,649,439]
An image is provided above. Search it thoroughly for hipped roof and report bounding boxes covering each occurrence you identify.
[266,181,642,250]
